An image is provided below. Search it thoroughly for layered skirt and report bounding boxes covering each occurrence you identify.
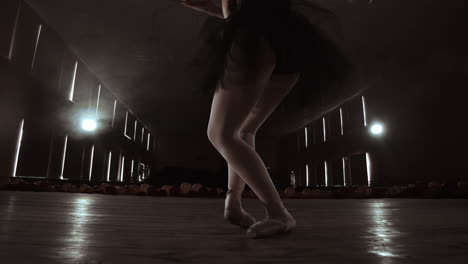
[191,7,352,98]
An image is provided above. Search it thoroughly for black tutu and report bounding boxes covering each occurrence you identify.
[190,1,353,99]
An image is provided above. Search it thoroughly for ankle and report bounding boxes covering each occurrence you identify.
[226,189,243,199]
[265,203,289,219]
[225,189,243,208]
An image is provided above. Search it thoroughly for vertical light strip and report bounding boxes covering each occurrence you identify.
[112,100,117,127]
[88,145,95,181]
[12,119,25,177]
[304,127,308,148]
[366,152,372,186]
[31,24,43,71]
[8,1,22,60]
[60,136,68,179]
[120,156,125,182]
[106,151,112,182]
[69,62,78,102]
[141,127,145,144]
[324,161,328,186]
[124,112,130,138]
[305,164,309,187]
[131,160,135,180]
[340,108,344,135]
[147,133,151,151]
[133,120,138,141]
[95,84,101,115]
[362,96,368,127]
[342,157,346,186]
[322,117,327,142]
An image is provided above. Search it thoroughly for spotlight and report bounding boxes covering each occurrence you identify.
[81,119,97,132]
[370,122,384,136]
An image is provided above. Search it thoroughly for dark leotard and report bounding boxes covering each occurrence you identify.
[192,1,351,97]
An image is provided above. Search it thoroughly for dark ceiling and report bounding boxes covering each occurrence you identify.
[25,0,468,137]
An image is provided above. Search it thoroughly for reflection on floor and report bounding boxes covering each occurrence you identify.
[1,191,467,264]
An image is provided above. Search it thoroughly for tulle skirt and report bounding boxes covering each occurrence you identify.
[191,8,352,99]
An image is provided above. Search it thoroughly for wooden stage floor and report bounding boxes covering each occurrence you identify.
[1,191,467,264]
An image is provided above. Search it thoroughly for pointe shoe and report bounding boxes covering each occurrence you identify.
[246,216,296,239]
[224,208,257,228]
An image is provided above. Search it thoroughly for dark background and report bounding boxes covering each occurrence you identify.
[1,0,467,187]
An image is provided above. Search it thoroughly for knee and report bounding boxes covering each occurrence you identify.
[207,127,237,147]
[239,130,257,140]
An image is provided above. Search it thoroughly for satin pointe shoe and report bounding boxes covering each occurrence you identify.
[224,208,257,228]
[246,215,296,239]
[224,189,256,228]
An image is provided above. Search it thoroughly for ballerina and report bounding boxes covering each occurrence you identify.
[182,0,350,238]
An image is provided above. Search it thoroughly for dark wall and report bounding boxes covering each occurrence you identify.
[278,39,468,188]
[0,0,156,184]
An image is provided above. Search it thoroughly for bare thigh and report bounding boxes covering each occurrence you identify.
[207,32,277,142]
[239,73,301,135]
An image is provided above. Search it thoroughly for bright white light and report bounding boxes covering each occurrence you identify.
[69,62,78,102]
[370,123,384,135]
[120,156,125,182]
[340,108,344,135]
[342,157,346,186]
[31,24,42,71]
[61,136,68,179]
[89,145,95,181]
[304,127,308,148]
[81,119,97,131]
[13,119,25,177]
[112,100,117,127]
[322,117,327,142]
[362,96,368,127]
[147,133,151,151]
[366,152,372,186]
[324,161,328,186]
[106,152,112,182]
[95,84,101,115]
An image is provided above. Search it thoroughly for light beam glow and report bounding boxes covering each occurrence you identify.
[69,62,78,102]
[324,161,328,186]
[13,119,25,177]
[81,119,97,132]
[370,123,384,135]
